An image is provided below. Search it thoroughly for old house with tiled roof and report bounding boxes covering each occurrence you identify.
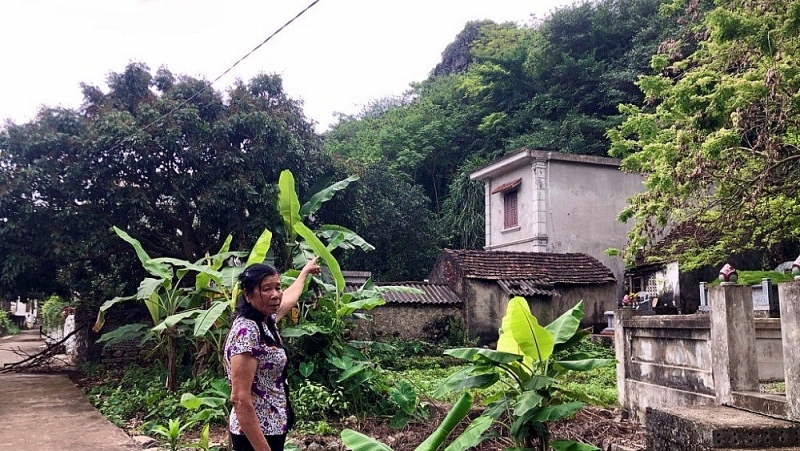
[344,277,464,342]
[428,249,616,345]
[470,148,644,299]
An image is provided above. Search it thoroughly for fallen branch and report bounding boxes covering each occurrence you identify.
[1,324,86,373]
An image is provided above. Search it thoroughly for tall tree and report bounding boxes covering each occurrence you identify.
[314,161,442,281]
[0,63,325,304]
[608,0,800,268]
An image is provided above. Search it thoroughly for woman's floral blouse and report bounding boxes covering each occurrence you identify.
[224,315,288,436]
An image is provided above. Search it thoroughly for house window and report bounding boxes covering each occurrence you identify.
[504,190,518,228]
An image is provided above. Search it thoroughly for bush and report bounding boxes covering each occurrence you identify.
[0,311,20,336]
[708,270,794,286]
[85,363,224,429]
[41,295,69,334]
[291,380,349,424]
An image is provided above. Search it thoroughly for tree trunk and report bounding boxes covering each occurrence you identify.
[165,335,177,392]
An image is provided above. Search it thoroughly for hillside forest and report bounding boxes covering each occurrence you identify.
[2,0,800,308]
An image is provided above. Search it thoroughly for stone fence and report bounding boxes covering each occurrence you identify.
[616,281,800,423]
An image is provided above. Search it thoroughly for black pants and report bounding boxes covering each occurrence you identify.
[231,432,286,451]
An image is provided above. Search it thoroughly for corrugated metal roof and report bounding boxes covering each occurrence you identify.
[497,279,559,297]
[344,282,462,305]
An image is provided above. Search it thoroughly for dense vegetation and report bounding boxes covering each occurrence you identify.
[1,0,686,307]
[9,0,799,447]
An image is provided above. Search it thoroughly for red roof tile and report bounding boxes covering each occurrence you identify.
[490,178,522,194]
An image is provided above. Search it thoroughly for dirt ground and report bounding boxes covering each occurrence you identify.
[193,403,646,451]
[67,367,646,451]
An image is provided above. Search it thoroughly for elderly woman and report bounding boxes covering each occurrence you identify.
[224,257,320,451]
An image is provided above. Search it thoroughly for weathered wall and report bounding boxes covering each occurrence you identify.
[617,314,716,422]
[464,279,506,346]
[546,158,643,298]
[354,304,464,342]
[552,283,617,332]
[464,281,616,345]
[616,312,786,422]
[756,318,784,382]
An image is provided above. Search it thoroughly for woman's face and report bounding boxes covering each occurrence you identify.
[246,274,282,316]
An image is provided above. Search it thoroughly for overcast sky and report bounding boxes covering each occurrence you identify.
[0,0,576,132]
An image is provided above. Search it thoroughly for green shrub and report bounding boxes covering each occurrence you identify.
[85,363,223,429]
[41,295,69,333]
[708,270,794,286]
[292,380,349,424]
[447,315,472,346]
[0,311,20,336]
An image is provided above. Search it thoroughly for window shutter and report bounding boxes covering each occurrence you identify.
[504,191,518,228]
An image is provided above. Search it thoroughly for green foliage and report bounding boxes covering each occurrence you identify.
[707,270,795,287]
[93,227,246,391]
[341,392,477,451]
[291,380,349,424]
[0,63,325,304]
[150,418,194,451]
[555,341,618,406]
[41,295,68,334]
[0,311,20,336]
[435,299,610,451]
[86,364,226,429]
[179,377,231,424]
[313,163,442,281]
[609,0,800,269]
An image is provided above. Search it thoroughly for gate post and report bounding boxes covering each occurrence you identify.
[778,281,800,420]
[709,283,759,404]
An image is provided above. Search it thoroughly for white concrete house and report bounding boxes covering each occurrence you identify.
[469,148,644,298]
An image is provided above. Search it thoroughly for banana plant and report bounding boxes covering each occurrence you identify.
[92,226,250,391]
[433,299,612,451]
[277,170,372,289]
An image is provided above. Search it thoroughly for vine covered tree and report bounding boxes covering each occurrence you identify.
[609,0,800,268]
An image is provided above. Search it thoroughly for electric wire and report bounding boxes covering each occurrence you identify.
[105,0,322,153]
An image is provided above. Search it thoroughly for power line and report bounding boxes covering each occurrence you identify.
[109,0,322,152]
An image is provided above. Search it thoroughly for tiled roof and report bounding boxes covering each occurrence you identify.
[443,249,615,285]
[344,282,462,305]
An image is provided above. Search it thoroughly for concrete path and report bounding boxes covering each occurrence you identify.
[0,329,140,451]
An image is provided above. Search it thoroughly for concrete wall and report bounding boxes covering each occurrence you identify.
[617,313,716,422]
[464,279,507,346]
[756,318,784,382]
[464,280,616,345]
[354,304,464,342]
[546,159,643,297]
[617,312,787,422]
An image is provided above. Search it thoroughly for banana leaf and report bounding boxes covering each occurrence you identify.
[340,429,392,451]
[92,294,136,331]
[112,226,172,280]
[278,170,302,243]
[193,300,230,337]
[545,300,584,345]
[497,296,555,366]
[294,222,344,294]
[300,175,359,218]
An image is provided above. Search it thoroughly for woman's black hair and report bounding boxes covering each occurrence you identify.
[235,263,282,347]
